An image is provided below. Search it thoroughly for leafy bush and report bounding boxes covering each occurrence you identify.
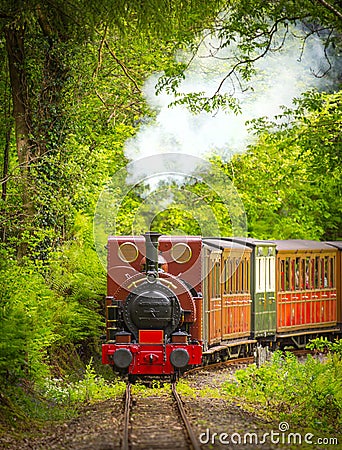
[0,248,102,384]
[223,351,342,433]
[307,337,342,356]
[40,359,125,405]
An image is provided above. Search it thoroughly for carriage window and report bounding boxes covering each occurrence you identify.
[232,259,236,293]
[324,257,329,288]
[257,258,263,291]
[268,257,275,291]
[228,259,233,293]
[241,259,245,293]
[246,259,250,292]
[268,258,271,290]
[236,258,240,293]
[224,259,228,294]
[292,258,300,291]
[280,260,285,291]
[211,262,215,297]
[304,257,311,289]
[314,257,319,289]
[216,262,220,296]
[211,261,220,298]
[289,258,295,291]
[300,259,307,289]
[242,257,250,293]
[285,258,290,291]
[329,256,335,288]
[234,258,240,293]
[321,258,326,288]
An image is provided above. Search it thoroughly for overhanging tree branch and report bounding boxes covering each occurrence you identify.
[315,0,342,21]
[103,39,141,92]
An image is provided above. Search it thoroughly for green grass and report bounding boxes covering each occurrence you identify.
[0,359,125,435]
[222,351,342,434]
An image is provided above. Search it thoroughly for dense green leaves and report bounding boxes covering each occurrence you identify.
[220,90,342,239]
[0,252,101,381]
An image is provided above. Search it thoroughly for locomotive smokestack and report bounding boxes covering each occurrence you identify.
[144,231,161,276]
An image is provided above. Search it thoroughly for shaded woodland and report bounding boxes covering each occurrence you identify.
[0,0,341,428]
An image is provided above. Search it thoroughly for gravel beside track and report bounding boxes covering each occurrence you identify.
[184,367,280,450]
[1,399,122,450]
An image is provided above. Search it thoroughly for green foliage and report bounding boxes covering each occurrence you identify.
[307,337,342,356]
[171,91,242,115]
[40,359,125,405]
[217,90,342,240]
[131,381,171,397]
[0,360,125,430]
[158,1,342,111]
[0,248,102,383]
[174,379,197,398]
[223,351,342,433]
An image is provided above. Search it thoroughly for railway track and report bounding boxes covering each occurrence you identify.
[121,382,201,450]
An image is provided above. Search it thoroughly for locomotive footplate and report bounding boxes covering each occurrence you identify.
[102,342,202,375]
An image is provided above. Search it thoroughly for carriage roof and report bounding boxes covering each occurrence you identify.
[270,240,336,252]
[203,238,252,252]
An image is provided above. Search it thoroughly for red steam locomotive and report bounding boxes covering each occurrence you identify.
[102,233,341,379]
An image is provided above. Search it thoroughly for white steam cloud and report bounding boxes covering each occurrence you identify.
[125,26,338,171]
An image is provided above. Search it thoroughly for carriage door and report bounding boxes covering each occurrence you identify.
[208,249,222,344]
[254,245,276,338]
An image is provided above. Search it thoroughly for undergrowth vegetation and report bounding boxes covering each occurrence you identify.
[0,237,108,431]
[223,351,342,434]
[39,359,126,405]
[0,359,124,432]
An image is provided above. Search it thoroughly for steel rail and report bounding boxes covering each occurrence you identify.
[121,382,131,450]
[171,382,202,450]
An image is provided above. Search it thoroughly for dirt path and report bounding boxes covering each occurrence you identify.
[1,399,122,450]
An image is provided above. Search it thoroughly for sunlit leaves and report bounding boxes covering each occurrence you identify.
[220,90,342,240]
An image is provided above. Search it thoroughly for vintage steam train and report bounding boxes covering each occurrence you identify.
[102,232,341,379]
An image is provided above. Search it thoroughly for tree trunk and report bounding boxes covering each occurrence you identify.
[1,126,11,243]
[5,24,35,257]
